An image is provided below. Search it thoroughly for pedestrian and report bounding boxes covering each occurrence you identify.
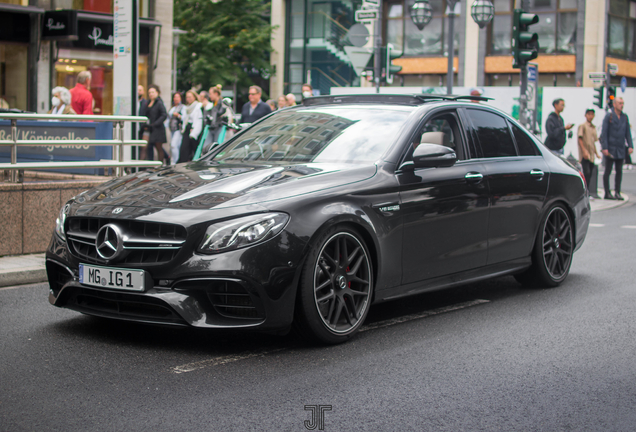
[266,99,278,111]
[48,86,76,115]
[577,107,601,194]
[286,93,297,107]
[137,85,147,116]
[301,83,313,101]
[601,97,634,200]
[278,95,287,109]
[177,89,203,163]
[69,70,94,115]
[240,85,271,124]
[469,88,483,103]
[209,85,231,142]
[544,98,574,154]
[140,84,168,164]
[167,91,186,165]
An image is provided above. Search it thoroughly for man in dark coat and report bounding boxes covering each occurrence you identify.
[601,97,634,200]
[545,98,574,153]
[240,85,272,124]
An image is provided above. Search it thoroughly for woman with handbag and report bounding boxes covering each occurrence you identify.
[141,84,168,163]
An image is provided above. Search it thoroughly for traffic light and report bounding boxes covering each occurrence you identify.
[593,86,604,109]
[512,9,539,69]
[607,86,616,109]
[385,43,403,85]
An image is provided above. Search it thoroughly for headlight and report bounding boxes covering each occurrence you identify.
[198,213,289,254]
[55,202,72,241]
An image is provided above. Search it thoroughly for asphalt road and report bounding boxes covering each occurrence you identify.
[2,171,635,432]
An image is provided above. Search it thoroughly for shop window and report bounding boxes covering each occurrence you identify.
[488,0,577,55]
[608,0,636,59]
[394,0,459,56]
[0,44,28,111]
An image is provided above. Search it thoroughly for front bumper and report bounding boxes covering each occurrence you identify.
[46,231,306,331]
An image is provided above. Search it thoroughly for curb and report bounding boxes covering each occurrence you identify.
[0,268,47,288]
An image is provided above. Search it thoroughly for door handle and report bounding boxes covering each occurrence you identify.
[530,169,545,179]
[465,172,483,182]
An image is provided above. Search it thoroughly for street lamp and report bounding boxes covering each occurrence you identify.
[410,0,433,31]
[410,0,495,95]
[471,0,495,29]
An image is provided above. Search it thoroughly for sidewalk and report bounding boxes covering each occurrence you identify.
[0,193,630,288]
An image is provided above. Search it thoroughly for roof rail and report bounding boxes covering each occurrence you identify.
[301,93,493,107]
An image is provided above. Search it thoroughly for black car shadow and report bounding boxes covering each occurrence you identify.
[46,273,593,356]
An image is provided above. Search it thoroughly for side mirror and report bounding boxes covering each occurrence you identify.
[412,144,457,168]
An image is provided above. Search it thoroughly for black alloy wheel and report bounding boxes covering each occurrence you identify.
[295,226,373,344]
[515,204,573,288]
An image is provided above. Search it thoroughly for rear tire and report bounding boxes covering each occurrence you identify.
[294,225,373,344]
[515,204,574,288]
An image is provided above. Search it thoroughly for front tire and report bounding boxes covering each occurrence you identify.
[294,226,373,344]
[515,204,574,288]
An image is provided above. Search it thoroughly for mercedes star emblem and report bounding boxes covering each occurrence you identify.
[95,224,123,260]
[112,207,123,214]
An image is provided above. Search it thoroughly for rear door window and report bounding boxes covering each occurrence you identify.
[509,121,540,156]
[466,109,518,158]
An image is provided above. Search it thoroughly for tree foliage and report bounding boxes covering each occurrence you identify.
[174,0,275,92]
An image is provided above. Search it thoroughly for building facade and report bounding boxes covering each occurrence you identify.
[0,0,173,114]
[270,0,636,96]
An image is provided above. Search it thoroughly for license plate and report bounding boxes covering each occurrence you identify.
[79,263,145,292]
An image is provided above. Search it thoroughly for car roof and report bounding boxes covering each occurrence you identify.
[302,94,493,107]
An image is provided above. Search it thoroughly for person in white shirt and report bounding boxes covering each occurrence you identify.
[177,89,203,163]
[166,91,186,165]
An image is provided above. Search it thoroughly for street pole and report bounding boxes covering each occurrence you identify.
[446,0,457,95]
[374,0,383,93]
[519,64,528,128]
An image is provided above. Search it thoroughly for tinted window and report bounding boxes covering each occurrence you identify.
[466,109,517,158]
[510,121,540,156]
[414,112,464,159]
[210,107,412,164]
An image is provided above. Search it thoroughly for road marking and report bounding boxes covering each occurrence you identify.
[172,348,287,374]
[621,225,636,229]
[589,223,605,227]
[360,299,490,333]
[172,299,489,374]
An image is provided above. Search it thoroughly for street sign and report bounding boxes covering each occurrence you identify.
[344,46,373,76]
[355,9,378,22]
[608,63,618,76]
[621,76,627,93]
[362,0,379,8]
[347,24,370,47]
[588,72,606,83]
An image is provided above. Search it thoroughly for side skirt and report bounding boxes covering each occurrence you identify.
[374,258,532,302]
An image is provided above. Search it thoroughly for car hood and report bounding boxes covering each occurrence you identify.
[74,160,377,210]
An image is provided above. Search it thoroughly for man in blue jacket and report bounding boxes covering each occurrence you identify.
[601,97,633,200]
[241,85,272,124]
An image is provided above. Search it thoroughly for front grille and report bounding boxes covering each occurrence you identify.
[66,217,187,265]
[66,287,186,324]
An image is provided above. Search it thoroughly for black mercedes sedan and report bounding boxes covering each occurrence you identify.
[46,94,590,344]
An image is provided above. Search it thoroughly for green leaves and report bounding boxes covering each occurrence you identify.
[174,0,275,90]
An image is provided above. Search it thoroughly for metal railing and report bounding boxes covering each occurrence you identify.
[0,113,162,183]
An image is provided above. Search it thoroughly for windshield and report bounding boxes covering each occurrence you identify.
[209,106,412,164]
